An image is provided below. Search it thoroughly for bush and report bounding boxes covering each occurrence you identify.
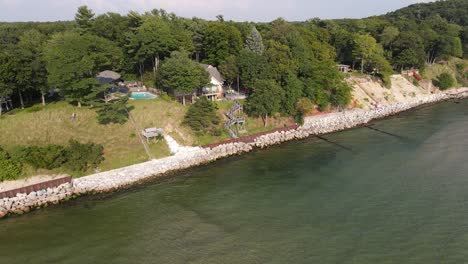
[183,97,221,135]
[24,105,45,113]
[96,97,130,125]
[12,145,67,170]
[0,147,22,182]
[380,73,392,88]
[159,91,172,102]
[434,73,456,90]
[64,140,104,172]
[455,63,465,73]
[9,140,104,173]
[295,98,314,125]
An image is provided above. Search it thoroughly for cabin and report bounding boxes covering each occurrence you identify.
[337,64,351,73]
[200,64,225,101]
[176,92,197,105]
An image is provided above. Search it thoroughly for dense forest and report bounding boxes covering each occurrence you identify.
[0,0,466,121]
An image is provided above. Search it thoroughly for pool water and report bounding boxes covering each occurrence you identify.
[130,92,156,100]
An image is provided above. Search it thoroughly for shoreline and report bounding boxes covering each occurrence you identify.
[1,89,468,218]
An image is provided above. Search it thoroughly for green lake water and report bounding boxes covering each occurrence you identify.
[1,100,468,263]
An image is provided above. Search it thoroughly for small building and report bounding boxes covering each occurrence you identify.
[200,64,225,101]
[337,64,351,73]
[176,92,197,105]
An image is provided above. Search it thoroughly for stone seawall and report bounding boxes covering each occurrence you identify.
[1,91,467,218]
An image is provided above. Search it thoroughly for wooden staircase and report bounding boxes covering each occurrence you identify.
[225,101,245,138]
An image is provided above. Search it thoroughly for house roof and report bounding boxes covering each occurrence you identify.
[97,70,121,83]
[200,64,224,83]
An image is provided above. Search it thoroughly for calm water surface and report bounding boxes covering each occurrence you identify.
[1,100,468,263]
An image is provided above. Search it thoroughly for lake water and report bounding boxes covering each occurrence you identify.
[1,100,468,264]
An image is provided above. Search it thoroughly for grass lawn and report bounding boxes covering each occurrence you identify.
[0,97,293,178]
[0,99,194,177]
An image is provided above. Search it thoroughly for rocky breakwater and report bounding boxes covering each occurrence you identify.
[0,182,74,218]
[250,93,455,148]
[72,141,253,195]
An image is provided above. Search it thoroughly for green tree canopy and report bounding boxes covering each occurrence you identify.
[128,16,176,78]
[353,34,379,73]
[218,55,239,89]
[282,72,304,115]
[245,26,265,55]
[44,32,123,107]
[203,22,242,66]
[75,6,95,34]
[246,79,284,127]
[238,49,270,88]
[183,96,221,135]
[157,51,209,95]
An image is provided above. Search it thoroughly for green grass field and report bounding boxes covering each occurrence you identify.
[0,97,291,177]
[0,99,189,177]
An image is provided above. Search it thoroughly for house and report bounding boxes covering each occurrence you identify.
[200,64,225,101]
[337,64,351,73]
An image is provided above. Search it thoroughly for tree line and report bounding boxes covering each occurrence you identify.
[0,0,465,123]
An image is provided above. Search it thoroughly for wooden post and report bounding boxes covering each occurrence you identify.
[41,92,46,106]
[18,90,24,109]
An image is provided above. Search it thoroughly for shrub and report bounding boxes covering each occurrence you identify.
[380,73,392,88]
[434,73,456,90]
[295,98,313,125]
[455,63,465,73]
[96,97,130,125]
[64,140,104,172]
[159,92,172,102]
[0,147,22,182]
[10,140,104,173]
[24,105,45,113]
[183,97,221,135]
[12,145,67,170]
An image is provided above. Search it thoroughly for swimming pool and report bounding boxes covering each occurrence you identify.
[130,92,156,100]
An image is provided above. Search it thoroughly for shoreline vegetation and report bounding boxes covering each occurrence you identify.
[1,88,467,218]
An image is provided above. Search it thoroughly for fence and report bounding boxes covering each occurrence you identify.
[0,176,72,199]
[203,125,299,149]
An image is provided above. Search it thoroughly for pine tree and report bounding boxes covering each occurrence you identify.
[245,27,265,55]
[75,6,95,34]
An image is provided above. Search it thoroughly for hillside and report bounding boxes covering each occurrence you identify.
[384,0,468,26]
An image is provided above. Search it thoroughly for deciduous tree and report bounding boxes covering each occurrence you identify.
[246,79,284,127]
[44,32,123,107]
[157,51,209,95]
